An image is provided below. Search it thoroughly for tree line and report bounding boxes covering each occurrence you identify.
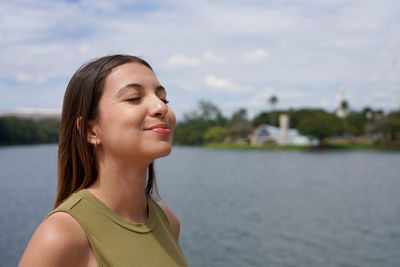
[0,116,60,145]
[1,101,399,147]
[174,100,400,147]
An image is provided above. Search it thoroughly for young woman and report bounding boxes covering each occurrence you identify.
[19,55,189,267]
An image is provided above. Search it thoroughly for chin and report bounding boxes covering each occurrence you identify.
[147,143,172,160]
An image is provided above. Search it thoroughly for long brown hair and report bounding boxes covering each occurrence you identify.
[55,55,159,208]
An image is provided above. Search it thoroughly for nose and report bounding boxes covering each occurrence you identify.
[149,95,168,118]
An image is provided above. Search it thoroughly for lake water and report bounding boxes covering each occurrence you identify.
[1,145,400,267]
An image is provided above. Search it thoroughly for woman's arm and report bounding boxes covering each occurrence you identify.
[156,202,181,240]
[19,212,94,267]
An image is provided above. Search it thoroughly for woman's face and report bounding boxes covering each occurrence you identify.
[93,62,176,163]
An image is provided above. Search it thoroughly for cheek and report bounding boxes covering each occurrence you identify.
[167,109,176,144]
[98,106,144,142]
[167,109,176,132]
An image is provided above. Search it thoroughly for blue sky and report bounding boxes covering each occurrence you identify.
[1,0,399,120]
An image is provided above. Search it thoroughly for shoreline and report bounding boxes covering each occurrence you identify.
[1,142,400,152]
[205,143,400,151]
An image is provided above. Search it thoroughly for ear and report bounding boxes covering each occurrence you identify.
[87,120,100,147]
[76,116,100,147]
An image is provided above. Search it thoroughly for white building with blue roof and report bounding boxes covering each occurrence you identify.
[250,114,318,146]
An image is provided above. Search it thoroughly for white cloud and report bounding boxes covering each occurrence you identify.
[241,49,269,63]
[203,50,225,64]
[15,73,29,83]
[14,72,47,84]
[78,43,92,55]
[165,50,225,67]
[1,0,399,114]
[205,75,231,89]
[204,75,249,93]
[165,54,200,67]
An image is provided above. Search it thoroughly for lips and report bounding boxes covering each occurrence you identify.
[145,123,170,135]
[151,128,170,135]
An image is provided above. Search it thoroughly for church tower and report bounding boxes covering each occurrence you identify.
[336,87,347,118]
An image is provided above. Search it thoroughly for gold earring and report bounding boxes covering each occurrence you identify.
[95,140,98,148]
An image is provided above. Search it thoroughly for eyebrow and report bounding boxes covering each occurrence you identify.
[116,83,166,97]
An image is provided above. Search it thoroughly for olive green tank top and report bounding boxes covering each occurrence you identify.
[47,189,189,267]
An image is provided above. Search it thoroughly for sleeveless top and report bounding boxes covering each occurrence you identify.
[47,189,190,267]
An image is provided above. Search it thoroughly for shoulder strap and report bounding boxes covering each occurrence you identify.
[45,193,83,219]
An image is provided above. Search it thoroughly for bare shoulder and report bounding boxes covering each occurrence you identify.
[154,200,181,240]
[19,212,93,267]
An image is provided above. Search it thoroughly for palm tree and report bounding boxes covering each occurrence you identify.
[339,99,349,131]
[340,100,348,115]
[337,99,348,119]
[268,95,278,125]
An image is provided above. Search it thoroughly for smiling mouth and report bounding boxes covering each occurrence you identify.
[151,128,170,135]
[145,123,171,135]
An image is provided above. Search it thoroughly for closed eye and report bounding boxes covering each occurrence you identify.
[126,97,142,102]
[126,97,169,104]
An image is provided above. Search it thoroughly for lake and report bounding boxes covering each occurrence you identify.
[1,145,400,266]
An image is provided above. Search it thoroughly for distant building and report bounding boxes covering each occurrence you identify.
[280,114,289,145]
[251,124,277,145]
[336,87,347,118]
[251,114,318,146]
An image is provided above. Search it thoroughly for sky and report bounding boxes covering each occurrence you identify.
[1,0,400,120]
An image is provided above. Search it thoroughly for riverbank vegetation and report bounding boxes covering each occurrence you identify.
[1,100,400,149]
[0,116,60,145]
[174,101,400,149]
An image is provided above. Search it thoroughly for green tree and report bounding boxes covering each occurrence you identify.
[297,113,344,143]
[252,111,271,127]
[286,108,326,129]
[0,116,60,145]
[344,112,367,136]
[174,100,227,145]
[183,100,226,125]
[268,95,278,125]
[341,100,348,110]
[227,108,252,141]
[252,110,285,127]
[229,108,247,123]
[369,110,400,146]
[204,126,229,143]
[339,99,349,115]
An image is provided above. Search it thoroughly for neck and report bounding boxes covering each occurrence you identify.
[87,156,152,223]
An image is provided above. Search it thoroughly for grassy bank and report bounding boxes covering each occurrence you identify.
[206,143,400,151]
[206,143,311,151]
